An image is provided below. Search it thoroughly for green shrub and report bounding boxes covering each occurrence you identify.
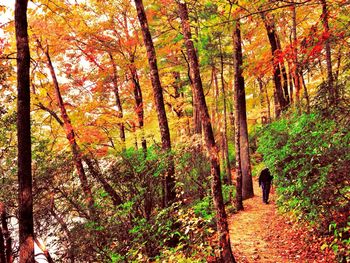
[257,112,350,260]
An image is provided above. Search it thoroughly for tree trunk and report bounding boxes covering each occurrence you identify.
[301,73,310,113]
[36,102,123,209]
[49,196,75,263]
[219,36,232,185]
[134,0,176,206]
[233,20,245,210]
[0,203,12,263]
[83,157,123,206]
[291,2,301,110]
[38,42,96,219]
[178,2,235,262]
[321,0,336,105]
[109,54,126,151]
[0,225,5,263]
[233,20,254,199]
[258,78,270,124]
[130,63,147,154]
[261,12,289,117]
[212,65,219,129]
[15,1,34,262]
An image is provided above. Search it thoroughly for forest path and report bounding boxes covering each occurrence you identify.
[227,177,335,263]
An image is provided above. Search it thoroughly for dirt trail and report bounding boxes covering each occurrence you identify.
[228,178,335,263]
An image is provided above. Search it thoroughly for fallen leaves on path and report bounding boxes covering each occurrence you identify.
[228,179,336,263]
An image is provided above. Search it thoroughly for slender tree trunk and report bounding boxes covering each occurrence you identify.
[321,0,336,104]
[212,65,219,129]
[0,205,13,263]
[130,64,147,154]
[233,20,254,199]
[291,2,301,110]
[0,203,12,263]
[334,46,342,85]
[83,157,123,206]
[0,226,5,263]
[261,12,289,117]
[38,43,96,219]
[109,54,126,150]
[15,1,34,262]
[233,20,245,210]
[134,0,176,206]
[258,78,267,124]
[178,2,235,262]
[122,14,146,152]
[219,36,232,185]
[288,66,294,105]
[49,196,75,263]
[36,103,123,208]
[301,73,310,113]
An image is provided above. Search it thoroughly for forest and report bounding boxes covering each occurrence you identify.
[0,0,349,262]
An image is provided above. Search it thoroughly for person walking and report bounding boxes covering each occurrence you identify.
[259,167,273,204]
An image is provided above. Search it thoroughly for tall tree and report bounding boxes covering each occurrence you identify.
[233,20,244,210]
[109,53,126,151]
[291,1,301,110]
[218,35,232,185]
[177,2,236,262]
[134,0,176,206]
[15,0,35,262]
[233,19,254,199]
[37,42,97,218]
[261,11,289,117]
[321,0,336,105]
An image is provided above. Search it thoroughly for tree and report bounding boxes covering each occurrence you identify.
[321,0,336,105]
[233,17,254,200]
[177,2,236,262]
[233,20,244,211]
[15,0,34,262]
[261,11,289,117]
[0,203,12,263]
[37,42,97,218]
[134,0,176,206]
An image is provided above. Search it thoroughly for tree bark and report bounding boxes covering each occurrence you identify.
[291,2,301,110]
[218,36,232,186]
[15,1,35,262]
[261,12,289,117]
[0,203,12,263]
[301,73,310,113]
[38,42,96,219]
[134,0,176,206]
[321,0,336,105]
[258,78,271,124]
[109,54,126,151]
[83,157,123,206]
[233,20,245,210]
[0,225,5,263]
[36,103,123,208]
[233,20,254,200]
[130,63,147,154]
[49,195,75,263]
[178,2,235,262]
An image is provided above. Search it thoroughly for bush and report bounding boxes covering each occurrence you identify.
[257,112,349,261]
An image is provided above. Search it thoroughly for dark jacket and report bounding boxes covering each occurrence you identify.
[259,168,273,186]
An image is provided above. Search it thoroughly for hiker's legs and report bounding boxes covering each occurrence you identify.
[261,183,267,203]
[265,181,271,203]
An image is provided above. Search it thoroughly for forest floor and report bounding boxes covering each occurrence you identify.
[228,177,336,263]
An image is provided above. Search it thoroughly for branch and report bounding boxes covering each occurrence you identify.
[35,103,64,127]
